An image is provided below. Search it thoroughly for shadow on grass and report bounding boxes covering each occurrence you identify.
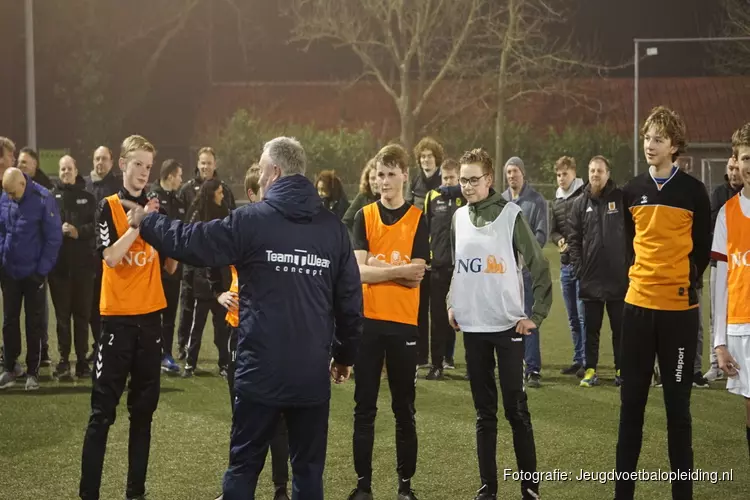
[0,386,185,396]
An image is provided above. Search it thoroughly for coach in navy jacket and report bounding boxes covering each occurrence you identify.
[0,168,62,384]
[134,137,362,500]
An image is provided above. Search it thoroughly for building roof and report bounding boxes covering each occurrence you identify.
[196,77,750,145]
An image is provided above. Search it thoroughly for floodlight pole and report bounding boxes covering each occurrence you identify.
[632,36,750,176]
[25,0,37,150]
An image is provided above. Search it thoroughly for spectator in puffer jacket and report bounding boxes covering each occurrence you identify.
[549,155,587,378]
[0,168,62,391]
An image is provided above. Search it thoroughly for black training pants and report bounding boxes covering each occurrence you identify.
[464,330,538,499]
[353,323,418,488]
[615,304,698,500]
[417,270,431,365]
[176,281,194,352]
[80,312,162,500]
[159,277,181,357]
[1,274,46,377]
[429,267,454,367]
[49,268,95,363]
[89,263,103,347]
[185,298,230,371]
[584,299,624,372]
[227,327,289,487]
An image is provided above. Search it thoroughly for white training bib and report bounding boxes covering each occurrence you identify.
[451,203,526,332]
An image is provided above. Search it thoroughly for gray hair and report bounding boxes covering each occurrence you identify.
[263,136,306,176]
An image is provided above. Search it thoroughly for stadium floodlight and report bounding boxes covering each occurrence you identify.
[633,36,750,177]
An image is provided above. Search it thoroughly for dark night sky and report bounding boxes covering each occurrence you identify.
[209,0,728,81]
[0,0,737,157]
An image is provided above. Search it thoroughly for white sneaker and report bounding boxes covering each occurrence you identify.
[25,375,39,391]
[704,367,724,382]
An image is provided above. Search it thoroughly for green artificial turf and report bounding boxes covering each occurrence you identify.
[0,247,747,499]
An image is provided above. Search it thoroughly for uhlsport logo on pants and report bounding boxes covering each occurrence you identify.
[675,347,685,382]
[456,255,506,274]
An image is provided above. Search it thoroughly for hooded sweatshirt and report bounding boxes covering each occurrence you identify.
[550,177,585,265]
[447,190,552,328]
[139,174,363,406]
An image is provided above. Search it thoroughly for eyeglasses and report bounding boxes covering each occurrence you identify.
[459,174,489,187]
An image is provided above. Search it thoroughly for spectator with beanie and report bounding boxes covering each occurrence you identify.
[0,168,62,390]
[408,136,444,367]
[549,156,587,378]
[49,155,97,380]
[148,159,187,374]
[502,156,548,388]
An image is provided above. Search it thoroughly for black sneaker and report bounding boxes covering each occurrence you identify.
[525,372,541,388]
[576,366,586,378]
[40,351,52,368]
[182,368,194,378]
[398,490,418,500]
[347,488,373,500]
[426,366,443,380]
[474,485,497,500]
[693,372,709,388]
[54,361,72,380]
[560,363,582,375]
[76,361,92,379]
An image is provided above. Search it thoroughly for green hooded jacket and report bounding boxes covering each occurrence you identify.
[447,190,553,327]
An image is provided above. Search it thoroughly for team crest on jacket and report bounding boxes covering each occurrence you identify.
[607,201,618,214]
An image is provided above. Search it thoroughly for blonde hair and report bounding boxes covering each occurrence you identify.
[555,156,576,172]
[197,146,216,160]
[0,136,16,156]
[244,164,261,195]
[120,135,156,160]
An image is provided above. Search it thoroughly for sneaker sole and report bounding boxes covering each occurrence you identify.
[0,381,16,389]
[25,384,39,391]
[692,383,710,388]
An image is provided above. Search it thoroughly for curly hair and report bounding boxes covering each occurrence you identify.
[731,122,750,158]
[459,148,493,176]
[358,158,377,196]
[641,106,687,161]
[414,136,445,168]
[315,169,345,201]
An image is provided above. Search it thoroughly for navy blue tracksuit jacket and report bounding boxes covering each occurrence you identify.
[139,174,363,407]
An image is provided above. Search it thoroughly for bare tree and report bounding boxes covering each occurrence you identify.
[285,0,487,150]
[712,0,750,74]
[482,0,607,189]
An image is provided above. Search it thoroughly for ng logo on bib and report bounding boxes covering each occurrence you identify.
[456,255,506,274]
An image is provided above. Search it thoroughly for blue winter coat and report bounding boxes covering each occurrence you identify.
[139,174,363,406]
[0,175,63,280]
